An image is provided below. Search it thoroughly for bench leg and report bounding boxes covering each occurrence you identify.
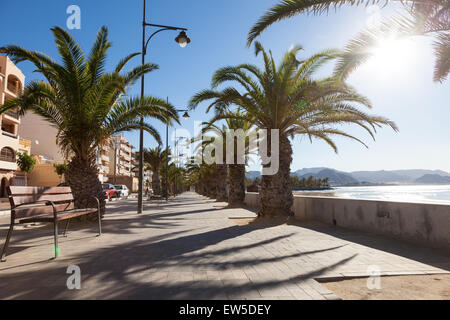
[97,210,102,236]
[53,220,59,259]
[63,219,70,237]
[1,219,14,262]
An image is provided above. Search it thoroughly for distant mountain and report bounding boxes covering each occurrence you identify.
[245,171,261,180]
[414,174,450,184]
[391,169,450,180]
[350,170,409,184]
[246,167,450,186]
[292,167,329,177]
[350,169,450,184]
[300,169,358,186]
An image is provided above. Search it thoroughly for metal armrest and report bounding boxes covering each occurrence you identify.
[90,196,101,212]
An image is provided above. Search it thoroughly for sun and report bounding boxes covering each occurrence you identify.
[366,37,417,74]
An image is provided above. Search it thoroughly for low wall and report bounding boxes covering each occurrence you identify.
[245,192,450,251]
[28,164,62,187]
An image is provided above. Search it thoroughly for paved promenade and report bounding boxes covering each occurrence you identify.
[0,192,449,300]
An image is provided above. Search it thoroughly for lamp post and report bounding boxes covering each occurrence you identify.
[137,0,191,214]
[113,136,121,185]
[165,109,190,201]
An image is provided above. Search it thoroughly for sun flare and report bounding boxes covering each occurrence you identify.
[367,37,417,73]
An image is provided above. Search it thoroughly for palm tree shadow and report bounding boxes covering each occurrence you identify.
[0,216,355,299]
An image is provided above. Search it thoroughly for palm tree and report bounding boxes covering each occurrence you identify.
[190,42,397,217]
[0,26,179,216]
[185,162,217,198]
[193,124,228,202]
[248,0,449,82]
[143,145,168,196]
[194,111,258,206]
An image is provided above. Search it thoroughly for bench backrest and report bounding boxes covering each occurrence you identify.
[7,186,75,219]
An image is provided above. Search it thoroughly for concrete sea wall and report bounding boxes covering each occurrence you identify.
[245,192,450,251]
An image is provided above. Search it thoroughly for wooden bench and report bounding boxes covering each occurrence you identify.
[1,186,102,262]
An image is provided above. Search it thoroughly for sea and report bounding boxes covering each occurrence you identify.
[293,185,450,205]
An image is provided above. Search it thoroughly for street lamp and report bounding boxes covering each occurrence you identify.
[137,0,191,214]
[113,136,121,185]
[165,108,190,201]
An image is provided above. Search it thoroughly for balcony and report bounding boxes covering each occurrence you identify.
[6,75,22,96]
[2,131,17,139]
[101,154,110,163]
[120,145,131,154]
[5,110,19,120]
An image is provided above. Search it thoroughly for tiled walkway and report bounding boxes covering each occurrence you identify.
[0,193,449,299]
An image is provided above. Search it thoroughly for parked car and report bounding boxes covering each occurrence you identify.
[114,185,130,198]
[102,184,117,201]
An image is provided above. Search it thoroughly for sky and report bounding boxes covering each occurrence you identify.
[1,0,449,173]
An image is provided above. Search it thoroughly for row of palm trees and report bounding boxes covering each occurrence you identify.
[183,0,447,216]
[0,26,396,218]
[0,1,445,218]
[188,41,397,216]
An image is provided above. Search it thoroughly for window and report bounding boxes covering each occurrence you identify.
[0,147,16,162]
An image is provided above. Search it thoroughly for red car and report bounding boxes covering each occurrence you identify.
[102,184,118,201]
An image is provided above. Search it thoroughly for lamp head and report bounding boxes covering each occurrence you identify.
[175,31,191,48]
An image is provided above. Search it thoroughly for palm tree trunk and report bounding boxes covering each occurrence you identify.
[208,178,217,199]
[215,164,228,202]
[66,155,105,219]
[152,170,161,195]
[259,134,293,217]
[228,164,245,206]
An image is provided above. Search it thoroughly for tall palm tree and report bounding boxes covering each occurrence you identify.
[143,145,168,196]
[190,42,397,217]
[0,26,179,216]
[248,0,449,82]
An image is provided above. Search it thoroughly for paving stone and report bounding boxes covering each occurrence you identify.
[0,193,448,300]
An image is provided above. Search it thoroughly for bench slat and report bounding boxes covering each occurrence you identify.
[8,186,72,196]
[19,208,98,224]
[9,194,74,207]
[13,203,75,219]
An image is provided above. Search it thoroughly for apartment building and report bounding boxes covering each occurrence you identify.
[20,110,113,184]
[0,56,26,196]
[108,136,133,180]
[97,142,111,183]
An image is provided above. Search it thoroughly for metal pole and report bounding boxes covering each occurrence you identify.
[114,142,117,185]
[137,0,146,214]
[166,100,169,202]
[174,131,177,197]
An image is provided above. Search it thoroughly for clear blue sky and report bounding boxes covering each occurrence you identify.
[2,1,449,172]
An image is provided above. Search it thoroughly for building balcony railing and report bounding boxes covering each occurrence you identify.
[120,145,132,153]
[2,131,18,139]
[6,84,20,96]
[101,154,110,162]
[5,110,19,120]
